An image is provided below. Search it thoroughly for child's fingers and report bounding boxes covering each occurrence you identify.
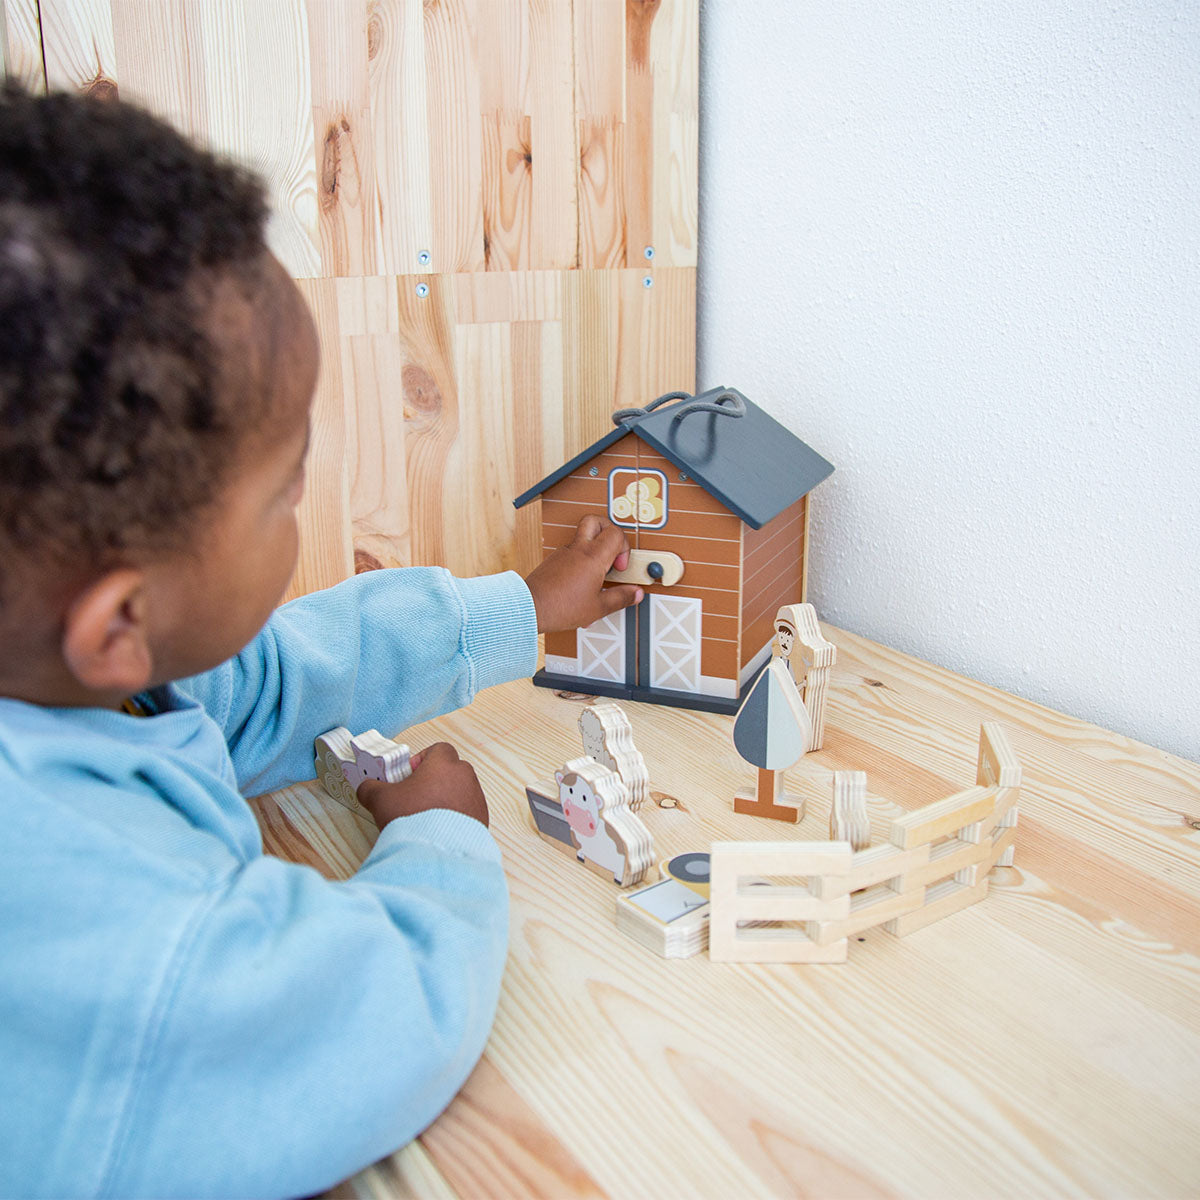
[572,513,606,543]
[413,741,458,769]
[599,583,643,614]
[573,515,630,568]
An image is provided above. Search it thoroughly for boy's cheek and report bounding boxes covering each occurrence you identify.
[287,465,306,508]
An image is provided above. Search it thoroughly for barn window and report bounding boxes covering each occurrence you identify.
[608,468,668,529]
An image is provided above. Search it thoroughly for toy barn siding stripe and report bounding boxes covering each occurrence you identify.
[514,388,834,713]
[741,496,809,682]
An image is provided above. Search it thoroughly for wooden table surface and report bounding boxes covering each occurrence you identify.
[250,625,1200,1199]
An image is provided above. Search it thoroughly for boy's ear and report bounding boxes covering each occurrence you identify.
[61,568,154,696]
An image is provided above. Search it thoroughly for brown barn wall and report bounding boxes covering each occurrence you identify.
[545,629,577,659]
[739,496,807,670]
[743,503,805,580]
[539,433,639,551]
[538,435,637,674]
[701,638,739,679]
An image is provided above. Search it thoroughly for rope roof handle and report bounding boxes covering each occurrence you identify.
[611,389,746,426]
[612,391,692,425]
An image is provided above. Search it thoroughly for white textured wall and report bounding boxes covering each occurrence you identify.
[698,0,1199,761]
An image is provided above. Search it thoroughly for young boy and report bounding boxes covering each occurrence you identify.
[0,86,642,1198]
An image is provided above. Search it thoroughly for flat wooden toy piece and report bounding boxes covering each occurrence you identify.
[578,702,650,811]
[977,722,1021,865]
[616,862,711,959]
[314,726,412,817]
[708,840,852,964]
[888,785,996,850]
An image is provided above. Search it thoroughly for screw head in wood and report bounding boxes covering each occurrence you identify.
[643,245,655,260]
[415,282,429,298]
[642,275,653,288]
[418,250,431,266]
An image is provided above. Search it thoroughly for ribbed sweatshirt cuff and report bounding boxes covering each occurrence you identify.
[364,806,504,867]
[454,571,539,694]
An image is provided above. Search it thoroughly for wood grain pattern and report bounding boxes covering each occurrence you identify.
[244,624,1200,1197]
[40,0,115,94]
[308,0,380,278]
[2,0,47,90]
[17,0,699,594]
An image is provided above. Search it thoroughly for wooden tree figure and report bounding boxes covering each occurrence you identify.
[732,658,813,822]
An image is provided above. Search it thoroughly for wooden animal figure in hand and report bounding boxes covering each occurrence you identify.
[555,757,653,887]
[314,727,412,815]
[578,702,649,811]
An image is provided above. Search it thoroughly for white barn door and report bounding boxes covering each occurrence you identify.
[578,608,628,683]
[649,595,702,692]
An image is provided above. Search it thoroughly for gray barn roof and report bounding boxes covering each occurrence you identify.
[512,387,834,529]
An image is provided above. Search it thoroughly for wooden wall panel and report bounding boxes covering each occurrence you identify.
[368,0,432,275]
[2,0,46,89]
[308,0,381,278]
[40,0,115,93]
[9,0,699,595]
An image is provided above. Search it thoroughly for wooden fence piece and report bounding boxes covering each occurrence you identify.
[886,878,989,936]
[830,770,871,850]
[709,841,852,963]
[888,785,997,850]
[711,724,1023,961]
[809,884,926,946]
[977,721,1021,864]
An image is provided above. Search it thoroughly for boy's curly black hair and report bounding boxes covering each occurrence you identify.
[0,84,273,594]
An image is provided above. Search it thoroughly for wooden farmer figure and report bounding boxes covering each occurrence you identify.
[774,602,837,751]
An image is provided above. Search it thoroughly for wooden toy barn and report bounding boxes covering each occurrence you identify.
[513,387,834,713]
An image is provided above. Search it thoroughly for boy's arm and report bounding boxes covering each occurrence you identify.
[179,566,538,796]
[180,517,640,797]
[102,809,509,1198]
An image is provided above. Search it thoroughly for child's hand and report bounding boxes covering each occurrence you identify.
[525,515,643,634]
[356,743,489,827]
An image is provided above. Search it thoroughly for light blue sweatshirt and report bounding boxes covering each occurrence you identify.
[0,566,538,1199]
